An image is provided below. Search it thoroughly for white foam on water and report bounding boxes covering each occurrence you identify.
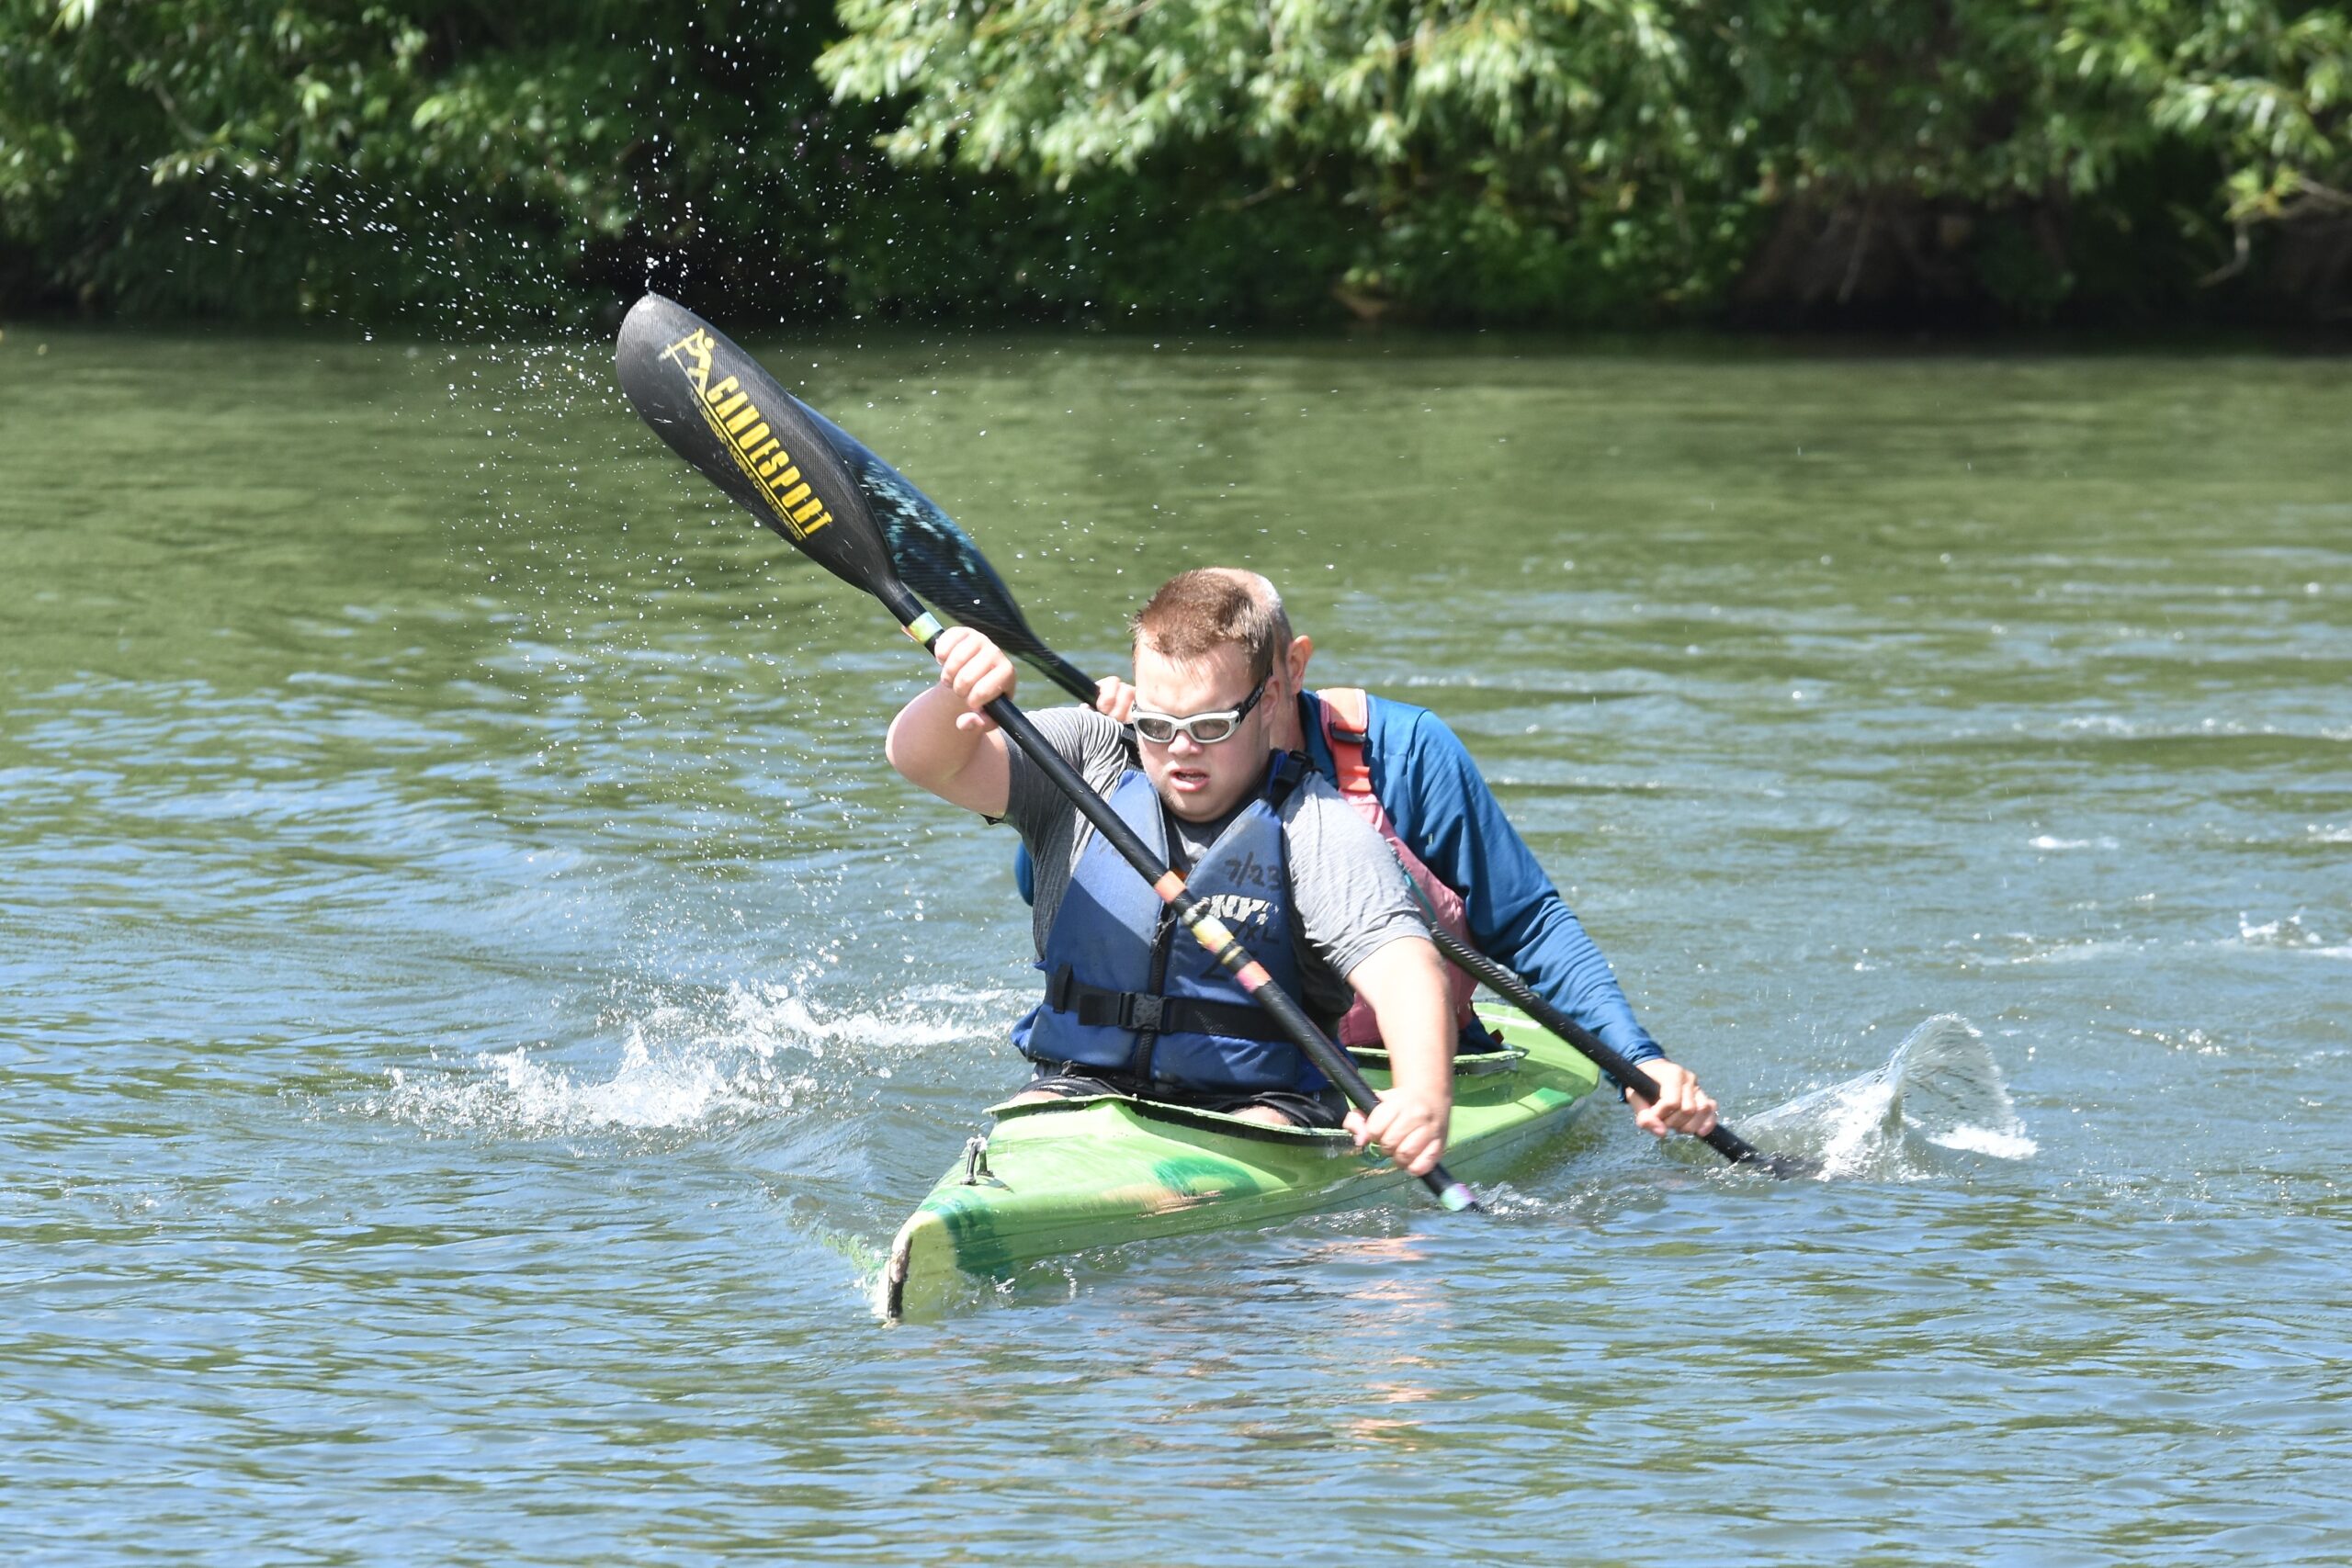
[2230,911,2352,961]
[1744,1014,2033,1179]
[2003,937,2143,965]
[2028,834,2118,851]
[358,979,1023,1138]
[1928,1122,2041,1159]
[2229,911,2343,954]
[1985,915,2348,972]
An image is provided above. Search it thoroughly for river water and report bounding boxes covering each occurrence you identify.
[4,326,2346,1562]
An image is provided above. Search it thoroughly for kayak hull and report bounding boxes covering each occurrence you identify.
[881,1004,1600,1318]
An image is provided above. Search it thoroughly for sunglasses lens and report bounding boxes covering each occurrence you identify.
[1134,716,1179,744]
[1188,717,1236,743]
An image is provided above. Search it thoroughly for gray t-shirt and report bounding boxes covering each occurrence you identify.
[1001,707,1429,1018]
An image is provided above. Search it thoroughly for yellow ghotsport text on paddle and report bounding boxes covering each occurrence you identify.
[660,328,834,540]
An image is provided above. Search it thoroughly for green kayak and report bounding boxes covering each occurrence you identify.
[879,1003,1600,1318]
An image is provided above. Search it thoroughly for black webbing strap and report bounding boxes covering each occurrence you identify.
[1044,965,1292,1043]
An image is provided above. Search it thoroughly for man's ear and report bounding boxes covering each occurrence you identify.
[1286,635,1314,693]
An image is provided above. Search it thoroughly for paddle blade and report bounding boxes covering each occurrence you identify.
[614,293,919,621]
[803,404,1102,703]
[801,405,1031,637]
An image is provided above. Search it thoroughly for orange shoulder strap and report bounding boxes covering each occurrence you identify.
[1316,687,1374,795]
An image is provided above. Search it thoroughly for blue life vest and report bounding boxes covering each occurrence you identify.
[1011,756,1326,1095]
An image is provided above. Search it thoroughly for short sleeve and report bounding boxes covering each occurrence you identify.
[1001,707,1130,843]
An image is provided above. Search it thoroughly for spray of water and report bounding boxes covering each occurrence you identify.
[356,979,1021,1139]
[1740,1014,2034,1179]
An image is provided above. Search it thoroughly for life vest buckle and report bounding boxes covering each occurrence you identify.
[1048,964,1164,1033]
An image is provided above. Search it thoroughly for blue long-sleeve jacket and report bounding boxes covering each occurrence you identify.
[1015,688,1662,1068]
[1294,690,1662,1069]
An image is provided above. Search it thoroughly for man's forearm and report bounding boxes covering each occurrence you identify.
[1504,900,1663,1067]
[1341,934,1455,1173]
[887,683,978,787]
[887,627,1020,816]
[1350,936,1453,1110]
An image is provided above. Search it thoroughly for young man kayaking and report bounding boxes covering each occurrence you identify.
[886,570,1461,1176]
[1079,570,1720,1141]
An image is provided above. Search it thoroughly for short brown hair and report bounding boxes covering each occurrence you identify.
[1131,568,1293,683]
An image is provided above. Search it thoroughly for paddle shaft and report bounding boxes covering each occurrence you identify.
[894,610,1480,1213]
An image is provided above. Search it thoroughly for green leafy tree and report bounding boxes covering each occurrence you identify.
[1,0,2345,323]
[819,0,2352,323]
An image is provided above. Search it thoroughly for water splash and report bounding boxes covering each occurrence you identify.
[2232,912,2348,958]
[356,979,1021,1138]
[1742,1015,2034,1179]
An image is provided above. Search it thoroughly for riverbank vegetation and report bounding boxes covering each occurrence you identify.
[4,0,2346,328]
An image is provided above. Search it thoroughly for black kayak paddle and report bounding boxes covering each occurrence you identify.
[613,292,1486,1213]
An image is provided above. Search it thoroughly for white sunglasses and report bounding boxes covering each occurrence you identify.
[1130,679,1270,746]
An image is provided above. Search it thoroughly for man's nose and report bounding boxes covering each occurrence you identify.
[1166,730,1203,757]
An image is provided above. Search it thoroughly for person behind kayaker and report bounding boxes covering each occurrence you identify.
[1070,570,1721,1140]
[885,570,1460,1176]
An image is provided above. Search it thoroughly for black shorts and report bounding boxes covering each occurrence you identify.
[1022,1065,1348,1131]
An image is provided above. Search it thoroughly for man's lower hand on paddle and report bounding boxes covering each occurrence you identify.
[1347,1091,1448,1177]
[1626,1058,1719,1138]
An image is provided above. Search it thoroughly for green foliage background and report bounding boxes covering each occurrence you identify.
[2,0,2346,326]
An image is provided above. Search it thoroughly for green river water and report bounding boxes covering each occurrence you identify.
[3,326,2346,1562]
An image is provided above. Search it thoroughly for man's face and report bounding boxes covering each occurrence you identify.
[1132,641,1274,823]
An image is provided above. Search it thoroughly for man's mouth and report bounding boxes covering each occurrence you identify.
[1166,767,1211,792]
